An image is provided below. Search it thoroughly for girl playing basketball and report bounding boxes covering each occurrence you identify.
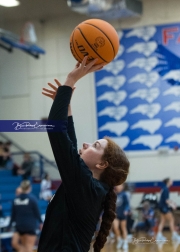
[113,184,130,250]
[157,178,180,242]
[38,57,130,252]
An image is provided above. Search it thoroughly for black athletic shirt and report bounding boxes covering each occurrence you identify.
[37,86,109,252]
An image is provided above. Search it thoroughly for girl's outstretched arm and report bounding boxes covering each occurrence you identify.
[46,58,104,189]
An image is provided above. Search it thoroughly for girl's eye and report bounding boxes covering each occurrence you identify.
[94,143,97,148]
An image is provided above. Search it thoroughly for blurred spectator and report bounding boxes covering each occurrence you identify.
[141,192,158,209]
[113,184,130,250]
[156,178,180,242]
[9,180,43,252]
[3,141,12,152]
[3,147,14,170]
[18,153,34,180]
[135,200,155,236]
[0,141,14,170]
[0,141,7,168]
[40,173,53,201]
[10,186,23,252]
[0,141,4,166]
[124,183,134,238]
[12,163,21,176]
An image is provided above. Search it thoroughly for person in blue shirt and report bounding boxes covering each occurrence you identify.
[113,183,130,250]
[156,178,180,242]
[135,200,155,236]
[10,180,43,252]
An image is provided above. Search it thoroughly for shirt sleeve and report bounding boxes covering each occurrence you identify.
[47,86,92,195]
[164,188,169,201]
[123,194,130,212]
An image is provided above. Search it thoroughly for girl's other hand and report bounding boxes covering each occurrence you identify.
[42,79,61,100]
[42,79,75,100]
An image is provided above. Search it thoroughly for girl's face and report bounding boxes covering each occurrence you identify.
[79,139,108,170]
[167,179,173,187]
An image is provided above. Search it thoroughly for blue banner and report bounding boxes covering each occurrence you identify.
[95,23,180,151]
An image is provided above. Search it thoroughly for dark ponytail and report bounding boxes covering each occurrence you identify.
[93,137,130,252]
[93,188,117,252]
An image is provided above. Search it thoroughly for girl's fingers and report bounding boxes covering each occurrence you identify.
[94,65,105,71]
[48,83,58,91]
[81,56,88,68]
[42,88,55,95]
[86,58,98,70]
[88,62,105,73]
[76,62,80,68]
[42,92,53,99]
[54,79,62,87]
[96,66,104,71]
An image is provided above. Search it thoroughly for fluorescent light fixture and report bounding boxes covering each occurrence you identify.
[0,0,20,7]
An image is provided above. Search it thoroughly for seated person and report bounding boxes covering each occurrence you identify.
[0,141,7,168]
[40,173,53,201]
[3,146,14,170]
[141,193,158,209]
[135,200,155,236]
[18,153,34,180]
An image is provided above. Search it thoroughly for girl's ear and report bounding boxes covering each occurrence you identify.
[96,161,109,170]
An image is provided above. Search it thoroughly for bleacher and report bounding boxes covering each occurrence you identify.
[0,169,50,251]
[0,169,48,217]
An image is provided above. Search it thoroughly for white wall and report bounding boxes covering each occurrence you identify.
[0,0,180,206]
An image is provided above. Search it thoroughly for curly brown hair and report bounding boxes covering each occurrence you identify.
[93,137,130,252]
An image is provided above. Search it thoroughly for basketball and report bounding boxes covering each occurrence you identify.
[70,19,120,65]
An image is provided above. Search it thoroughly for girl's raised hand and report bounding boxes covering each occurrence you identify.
[42,79,61,100]
[64,56,105,88]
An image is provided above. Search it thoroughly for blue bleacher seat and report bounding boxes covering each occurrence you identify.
[38,199,48,207]
[52,190,56,194]
[38,199,48,214]
[0,192,15,202]
[0,184,18,193]
[0,169,12,177]
[1,202,12,216]
[32,183,40,198]
[0,176,21,185]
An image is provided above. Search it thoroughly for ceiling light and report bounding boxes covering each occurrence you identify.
[0,0,20,7]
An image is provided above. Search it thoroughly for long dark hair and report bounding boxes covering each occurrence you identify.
[93,137,130,252]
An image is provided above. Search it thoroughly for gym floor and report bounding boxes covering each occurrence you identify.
[89,232,180,252]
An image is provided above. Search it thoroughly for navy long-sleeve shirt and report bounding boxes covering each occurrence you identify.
[116,191,129,217]
[159,186,169,209]
[10,193,42,232]
[37,86,109,252]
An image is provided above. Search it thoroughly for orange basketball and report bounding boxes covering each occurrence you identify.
[70,19,120,65]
